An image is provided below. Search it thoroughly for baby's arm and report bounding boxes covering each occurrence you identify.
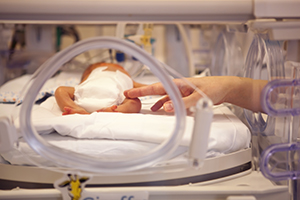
[55,86,90,115]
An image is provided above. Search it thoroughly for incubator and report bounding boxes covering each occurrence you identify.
[0,0,300,200]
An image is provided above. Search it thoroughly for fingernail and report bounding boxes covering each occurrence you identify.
[164,102,173,112]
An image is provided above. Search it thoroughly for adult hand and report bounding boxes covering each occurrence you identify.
[124,76,234,112]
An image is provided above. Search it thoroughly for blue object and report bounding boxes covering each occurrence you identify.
[116,51,125,62]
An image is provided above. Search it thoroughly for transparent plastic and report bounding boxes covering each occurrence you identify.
[15,36,188,173]
[211,29,244,77]
[260,61,300,181]
[243,34,286,172]
[244,34,285,133]
[260,142,300,181]
[261,79,300,116]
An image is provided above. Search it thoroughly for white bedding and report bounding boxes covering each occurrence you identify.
[0,97,250,167]
[33,96,250,149]
[0,71,81,103]
[0,72,251,167]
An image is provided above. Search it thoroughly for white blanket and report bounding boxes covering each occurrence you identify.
[1,96,250,166]
[32,96,250,153]
[1,95,251,167]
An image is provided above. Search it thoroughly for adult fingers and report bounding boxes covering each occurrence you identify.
[124,82,167,98]
[181,91,202,109]
[151,95,170,111]
[161,91,202,113]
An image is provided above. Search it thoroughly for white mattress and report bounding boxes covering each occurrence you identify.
[0,72,251,168]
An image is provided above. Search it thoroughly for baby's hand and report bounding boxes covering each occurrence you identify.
[62,106,90,115]
[96,105,118,112]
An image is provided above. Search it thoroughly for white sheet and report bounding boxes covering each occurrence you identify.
[33,96,250,151]
[2,133,189,167]
[1,97,250,167]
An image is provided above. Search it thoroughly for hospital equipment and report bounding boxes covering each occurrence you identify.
[0,0,300,199]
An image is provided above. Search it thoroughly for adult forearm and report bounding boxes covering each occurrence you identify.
[225,77,268,113]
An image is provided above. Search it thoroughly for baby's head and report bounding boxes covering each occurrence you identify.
[99,63,130,77]
[81,62,130,83]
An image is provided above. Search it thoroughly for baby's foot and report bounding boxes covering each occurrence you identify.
[96,105,118,112]
[62,106,89,115]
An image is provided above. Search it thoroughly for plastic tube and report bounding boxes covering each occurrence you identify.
[18,36,186,173]
[261,79,300,116]
[260,142,300,181]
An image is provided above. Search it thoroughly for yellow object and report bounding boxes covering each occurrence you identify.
[140,24,153,54]
[69,176,82,200]
[56,174,90,200]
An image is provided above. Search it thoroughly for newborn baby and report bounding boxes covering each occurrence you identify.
[55,62,145,115]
